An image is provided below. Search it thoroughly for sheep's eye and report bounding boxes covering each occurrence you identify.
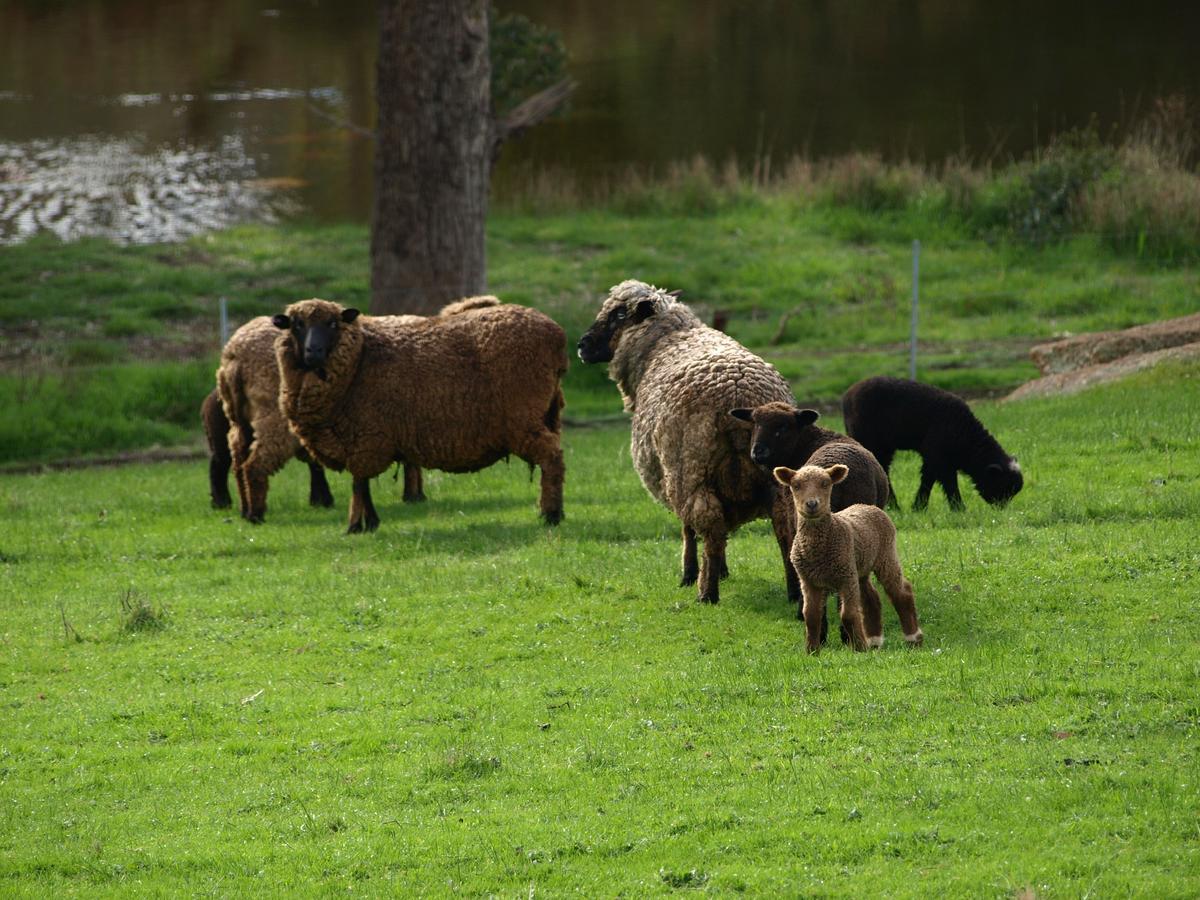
[329,321,338,331]
[293,322,304,332]
[615,309,627,321]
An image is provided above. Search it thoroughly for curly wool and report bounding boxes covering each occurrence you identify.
[276,297,568,528]
[604,281,794,529]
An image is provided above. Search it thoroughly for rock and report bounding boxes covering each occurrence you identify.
[1029,312,1200,376]
[1006,340,1200,402]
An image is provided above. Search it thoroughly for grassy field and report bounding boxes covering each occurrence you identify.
[3,198,1198,465]
[1,358,1198,895]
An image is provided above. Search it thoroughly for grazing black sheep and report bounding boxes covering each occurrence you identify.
[841,376,1023,511]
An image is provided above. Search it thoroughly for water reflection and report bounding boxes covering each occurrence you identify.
[0,133,296,245]
[1,0,1198,242]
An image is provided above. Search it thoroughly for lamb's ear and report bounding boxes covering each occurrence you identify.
[729,408,754,423]
[631,299,657,323]
[666,288,684,298]
[828,464,849,484]
[271,314,291,330]
[341,308,360,324]
[773,466,797,486]
[794,408,820,428]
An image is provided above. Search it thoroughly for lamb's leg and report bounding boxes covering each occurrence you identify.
[680,525,699,587]
[402,464,426,503]
[347,477,380,533]
[940,473,965,511]
[697,530,726,604]
[860,577,884,648]
[875,548,923,646]
[799,579,827,654]
[913,460,937,511]
[836,579,869,651]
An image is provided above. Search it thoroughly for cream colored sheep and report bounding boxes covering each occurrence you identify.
[578,279,795,604]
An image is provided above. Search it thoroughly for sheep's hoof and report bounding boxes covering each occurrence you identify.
[310,494,335,508]
[403,492,427,503]
[697,593,719,605]
[243,512,264,525]
[541,509,563,526]
[904,631,924,647]
[211,496,232,510]
[679,573,698,587]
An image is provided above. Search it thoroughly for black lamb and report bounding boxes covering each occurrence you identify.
[841,376,1023,511]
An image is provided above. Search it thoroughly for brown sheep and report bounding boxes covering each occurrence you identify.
[729,402,892,643]
[774,463,923,654]
[577,280,795,605]
[273,297,567,533]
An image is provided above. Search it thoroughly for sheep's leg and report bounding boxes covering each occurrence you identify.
[307,462,334,508]
[515,430,565,525]
[769,499,800,605]
[872,447,900,509]
[680,525,699,587]
[402,464,426,503]
[347,477,380,533]
[228,422,254,520]
[876,549,923,646]
[798,579,827,654]
[697,531,726,604]
[296,447,334,508]
[209,445,232,509]
[836,580,869,651]
[860,577,884,648]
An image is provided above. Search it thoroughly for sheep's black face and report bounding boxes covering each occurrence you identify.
[577,298,656,364]
[731,405,820,467]
[273,307,360,372]
[979,459,1023,506]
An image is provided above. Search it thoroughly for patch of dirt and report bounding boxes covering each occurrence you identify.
[1006,341,1200,401]
[1028,312,1200,375]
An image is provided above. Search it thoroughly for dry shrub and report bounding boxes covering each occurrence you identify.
[815,152,931,211]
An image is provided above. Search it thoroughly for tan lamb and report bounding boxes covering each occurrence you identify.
[773,463,923,654]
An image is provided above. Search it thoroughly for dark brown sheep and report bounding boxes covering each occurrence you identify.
[842,376,1023,511]
[730,401,891,643]
[274,297,567,533]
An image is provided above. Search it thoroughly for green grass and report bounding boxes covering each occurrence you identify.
[1,360,1198,895]
[3,203,1198,464]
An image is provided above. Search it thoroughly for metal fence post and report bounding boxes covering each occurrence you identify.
[909,240,920,380]
[219,296,229,347]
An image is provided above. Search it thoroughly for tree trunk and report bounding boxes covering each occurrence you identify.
[371,0,491,316]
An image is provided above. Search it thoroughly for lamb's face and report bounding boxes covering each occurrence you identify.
[730,403,820,467]
[978,458,1023,506]
[577,295,656,364]
[774,464,847,520]
[273,301,360,372]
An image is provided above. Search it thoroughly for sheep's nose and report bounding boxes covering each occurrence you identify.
[750,444,769,463]
[804,499,819,513]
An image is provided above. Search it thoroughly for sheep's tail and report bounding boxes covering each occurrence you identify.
[439,295,500,316]
[544,382,565,434]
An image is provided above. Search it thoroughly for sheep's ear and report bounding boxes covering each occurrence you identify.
[666,288,684,298]
[828,464,849,484]
[341,308,360,324]
[729,408,754,423]
[773,466,797,486]
[794,408,820,428]
[271,314,291,330]
[631,299,657,323]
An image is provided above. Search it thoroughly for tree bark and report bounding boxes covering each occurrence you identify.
[371,0,491,316]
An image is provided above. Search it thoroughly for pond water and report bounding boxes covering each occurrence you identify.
[2,0,1198,243]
